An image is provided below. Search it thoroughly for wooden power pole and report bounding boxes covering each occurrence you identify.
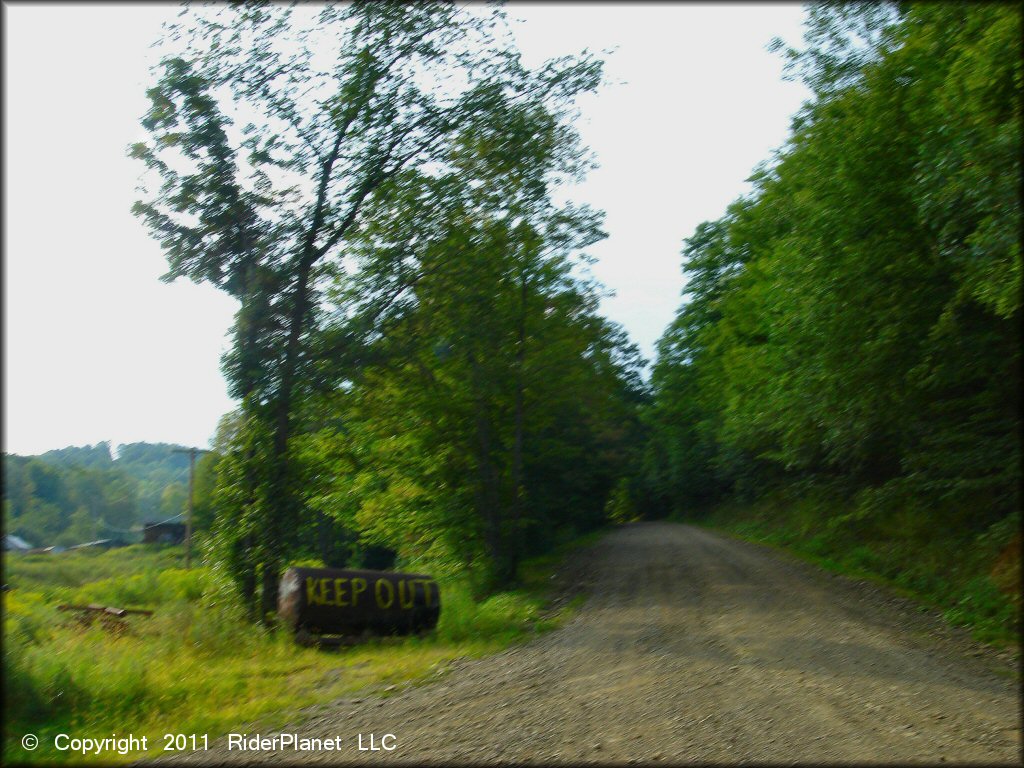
[172,446,209,569]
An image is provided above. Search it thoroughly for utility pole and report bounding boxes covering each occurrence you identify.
[172,447,209,569]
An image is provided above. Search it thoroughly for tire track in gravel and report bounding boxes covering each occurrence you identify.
[163,521,1021,765]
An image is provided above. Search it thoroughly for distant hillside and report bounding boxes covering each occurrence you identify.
[4,441,195,548]
[112,442,191,486]
[37,442,115,469]
[36,441,192,517]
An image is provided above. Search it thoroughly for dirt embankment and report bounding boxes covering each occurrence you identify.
[164,522,1021,764]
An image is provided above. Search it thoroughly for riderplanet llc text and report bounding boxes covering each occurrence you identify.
[228,732,397,752]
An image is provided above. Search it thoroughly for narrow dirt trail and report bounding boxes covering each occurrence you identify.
[171,522,1021,764]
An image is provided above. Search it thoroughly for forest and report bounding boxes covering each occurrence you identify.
[6,2,1019,635]
[123,1,650,619]
[2,442,217,548]
[643,3,1020,634]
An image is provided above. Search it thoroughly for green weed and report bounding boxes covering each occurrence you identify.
[2,532,596,764]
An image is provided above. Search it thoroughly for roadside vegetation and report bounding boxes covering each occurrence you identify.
[3,532,596,765]
[643,4,1020,647]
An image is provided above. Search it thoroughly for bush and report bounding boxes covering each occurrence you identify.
[434,579,544,644]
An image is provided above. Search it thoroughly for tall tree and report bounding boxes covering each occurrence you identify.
[646,2,1020,544]
[132,2,603,614]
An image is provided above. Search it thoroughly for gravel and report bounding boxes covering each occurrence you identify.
[156,522,1021,765]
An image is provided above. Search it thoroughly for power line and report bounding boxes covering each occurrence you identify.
[142,512,186,527]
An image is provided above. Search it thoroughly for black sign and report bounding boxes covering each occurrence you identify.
[278,566,440,637]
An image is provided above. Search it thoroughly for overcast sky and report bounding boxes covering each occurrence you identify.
[3,2,809,457]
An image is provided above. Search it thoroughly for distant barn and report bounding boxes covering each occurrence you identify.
[143,522,186,545]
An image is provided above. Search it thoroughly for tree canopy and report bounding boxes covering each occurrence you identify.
[121,1,1020,627]
[132,1,636,615]
[644,3,1020,547]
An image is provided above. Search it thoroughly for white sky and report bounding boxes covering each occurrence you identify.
[3,2,809,457]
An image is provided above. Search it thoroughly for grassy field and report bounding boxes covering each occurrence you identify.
[688,492,1021,649]
[3,537,597,765]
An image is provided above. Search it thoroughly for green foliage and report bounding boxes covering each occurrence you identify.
[646,3,1020,639]
[38,442,114,469]
[4,545,185,593]
[604,477,639,525]
[54,508,98,548]
[113,442,191,519]
[296,156,644,589]
[434,579,552,644]
[159,482,187,519]
[189,450,221,532]
[646,2,1020,514]
[133,2,637,612]
[4,525,592,764]
[2,442,203,548]
[943,576,1018,644]
[4,454,139,546]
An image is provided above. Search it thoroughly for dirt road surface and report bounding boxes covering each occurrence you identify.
[167,522,1021,764]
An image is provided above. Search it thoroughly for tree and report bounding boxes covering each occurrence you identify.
[2,448,159,544]
[56,507,97,548]
[38,442,113,470]
[645,3,1020,544]
[132,2,603,615]
[189,450,222,533]
[297,202,644,587]
[159,482,188,520]
[280,70,649,589]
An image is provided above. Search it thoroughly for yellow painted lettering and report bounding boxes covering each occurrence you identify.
[351,578,367,607]
[306,577,320,606]
[423,580,436,608]
[334,578,349,607]
[375,578,394,609]
[398,579,415,609]
[320,578,333,607]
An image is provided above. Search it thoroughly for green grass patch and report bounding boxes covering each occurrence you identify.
[3,534,597,765]
[4,544,186,594]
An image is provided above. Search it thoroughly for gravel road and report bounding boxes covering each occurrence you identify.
[167,522,1021,764]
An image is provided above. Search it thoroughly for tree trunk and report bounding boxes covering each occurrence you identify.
[258,255,314,624]
[254,123,353,625]
[229,261,266,619]
[260,561,279,621]
[508,267,529,579]
[468,351,511,589]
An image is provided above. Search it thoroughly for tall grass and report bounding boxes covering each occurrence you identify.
[436,580,552,643]
[5,545,185,593]
[3,536,594,765]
